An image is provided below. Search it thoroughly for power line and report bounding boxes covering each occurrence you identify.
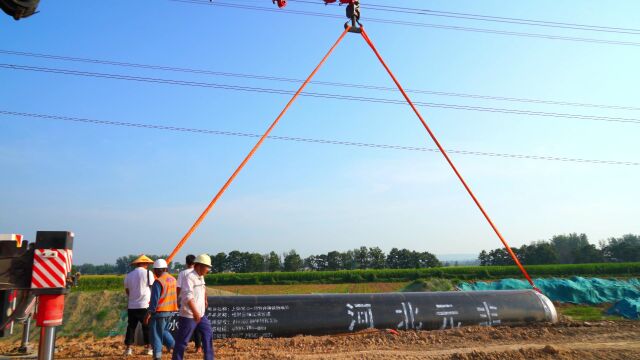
[170,0,640,47]
[2,109,637,166]
[1,49,638,112]
[289,0,640,36]
[2,62,640,126]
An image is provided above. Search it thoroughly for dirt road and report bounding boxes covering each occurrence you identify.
[1,320,638,359]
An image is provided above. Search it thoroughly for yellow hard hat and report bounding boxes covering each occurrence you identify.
[194,254,212,267]
[131,254,154,265]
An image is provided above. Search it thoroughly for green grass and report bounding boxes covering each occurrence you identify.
[95,309,110,322]
[559,304,624,321]
[74,274,126,291]
[402,278,455,292]
[214,282,408,295]
[76,262,640,290]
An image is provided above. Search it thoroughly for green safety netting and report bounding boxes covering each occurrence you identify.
[458,277,640,319]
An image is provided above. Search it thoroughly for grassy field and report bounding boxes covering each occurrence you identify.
[556,303,624,321]
[76,262,640,291]
[215,282,410,295]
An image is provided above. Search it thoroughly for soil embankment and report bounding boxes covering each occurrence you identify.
[1,319,637,359]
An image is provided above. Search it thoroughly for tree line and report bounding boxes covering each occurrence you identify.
[74,247,441,275]
[73,233,639,275]
[74,254,181,275]
[210,247,441,273]
[479,233,640,266]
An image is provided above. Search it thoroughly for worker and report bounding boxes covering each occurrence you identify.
[177,254,202,353]
[124,255,155,356]
[172,254,213,360]
[145,259,177,360]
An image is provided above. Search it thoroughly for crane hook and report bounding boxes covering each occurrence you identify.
[345,1,362,33]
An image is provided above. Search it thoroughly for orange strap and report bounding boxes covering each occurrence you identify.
[166,27,352,263]
[359,28,538,291]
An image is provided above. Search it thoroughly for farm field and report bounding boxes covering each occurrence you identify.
[213,281,410,295]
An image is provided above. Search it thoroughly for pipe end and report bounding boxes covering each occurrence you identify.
[534,291,558,324]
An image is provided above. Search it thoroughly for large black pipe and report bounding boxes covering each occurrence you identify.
[169,290,556,339]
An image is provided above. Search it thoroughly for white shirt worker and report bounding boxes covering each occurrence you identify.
[124,267,155,309]
[179,269,207,318]
[177,267,191,290]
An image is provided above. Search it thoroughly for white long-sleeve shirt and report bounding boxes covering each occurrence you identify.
[124,267,154,309]
[179,269,206,318]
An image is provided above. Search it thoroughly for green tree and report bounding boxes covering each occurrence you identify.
[603,234,640,262]
[414,251,441,268]
[368,247,386,269]
[267,251,282,272]
[354,246,369,269]
[283,250,303,272]
[573,244,604,263]
[521,242,558,265]
[212,252,227,273]
[303,255,315,271]
[550,233,589,264]
[95,264,118,274]
[316,254,328,270]
[75,263,96,274]
[246,253,265,272]
[115,254,166,274]
[386,248,401,269]
[339,250,356,270]
[478,250,490,266]
[115,255,139,274]
[484,248,517,266]
[226,251,247,272]
[326,251,341,270]
[304,254,328,271]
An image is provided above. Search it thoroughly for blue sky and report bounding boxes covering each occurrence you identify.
[1,1,638,264]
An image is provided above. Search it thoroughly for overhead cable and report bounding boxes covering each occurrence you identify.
[169,0,640,47]
[2,63,639,126]
[1,49,637,112]
[1,110,637,166]
[289,0,640,35]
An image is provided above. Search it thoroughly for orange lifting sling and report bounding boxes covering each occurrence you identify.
[166,23,538,292]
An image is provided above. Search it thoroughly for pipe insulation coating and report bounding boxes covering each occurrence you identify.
[170,290,557,339]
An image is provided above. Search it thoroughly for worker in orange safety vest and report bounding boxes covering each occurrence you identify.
[145,259,178,360]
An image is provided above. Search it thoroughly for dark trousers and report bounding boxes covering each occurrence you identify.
[125,308,150,346]
[192,328,202,348]
[172,317,213,360]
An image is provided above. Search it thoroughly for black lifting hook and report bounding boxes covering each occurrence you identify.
[344,0,362,33]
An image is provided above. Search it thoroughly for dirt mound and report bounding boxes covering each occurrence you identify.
[0,319,637,359]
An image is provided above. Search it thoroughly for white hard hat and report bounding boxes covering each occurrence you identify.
[153,259,168,269]
[194,254,212,267]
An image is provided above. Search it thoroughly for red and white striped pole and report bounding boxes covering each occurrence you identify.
[30,231,74,360]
